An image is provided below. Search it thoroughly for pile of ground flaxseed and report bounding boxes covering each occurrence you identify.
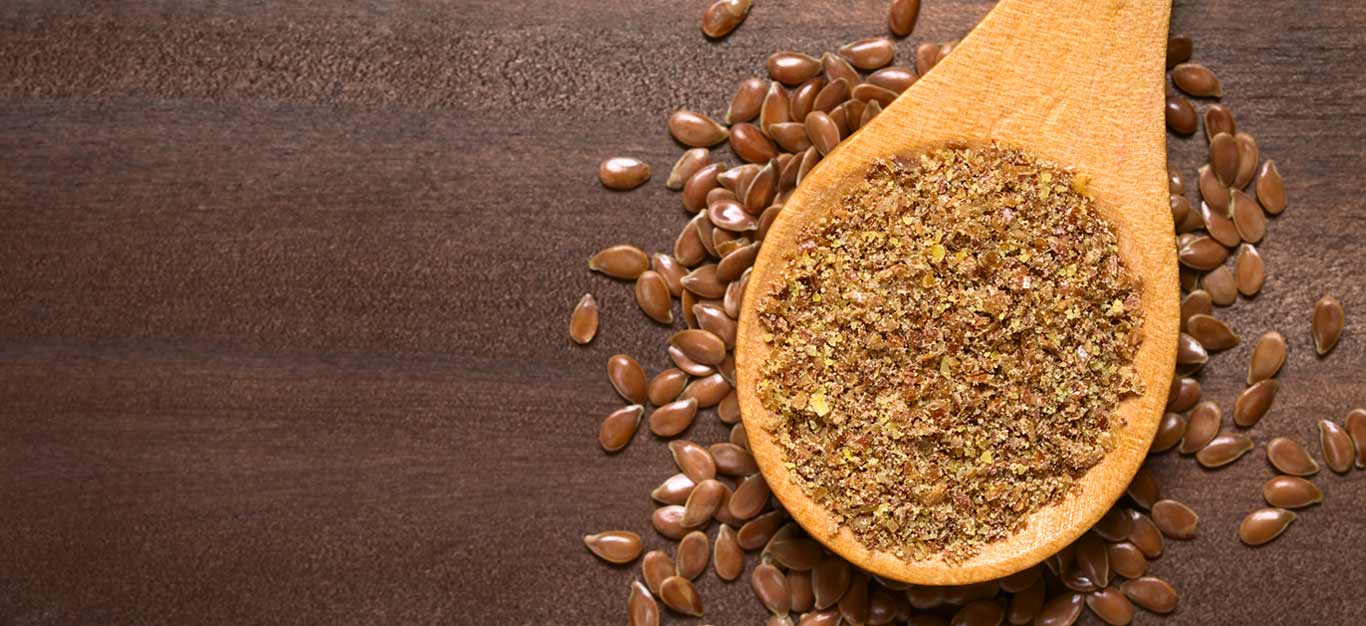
[757,145,1144,561]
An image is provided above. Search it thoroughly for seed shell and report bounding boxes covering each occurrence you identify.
[888,0,921,36]
[659,575,704,616]
[838,37,895,70]
[1086,588,1134,626]
[652,505,688,540]
[584,530,643,564]
[1263,475,1323,509]
[768,52,822,85]
[737,510,785,550]
[591,245,650,279]
[600,157,651,190]
[701,0,751,38]
[811,557,851,609]
[1198,164,1230,214]
[634,271,674,324]
[714,524,744,580]
[1166,377,1201,413]
[1238,508,1295,546]
[751,563,792,614]
[1171,62,1222,97]
[1166,33,1192,68]
[1120,577,1177,614]
[1195,432,1253,468]
[675,530,710,579]
[669,439,716,482]
[1177,235,1228,270]
[1319,419,1355,474]
[1266,437,1320,476]
[1202,266,1237,307]
[651,473,696,505]
[1150,500,1198,539]
[1230,189,1266,243]
[1107,541,1148,579]
[629,580,660,626]
[1186,313,1239,351]
[1128,511,1164,558]
[1127,466,1161,509]
[599,405,644,452]
[1233,379,1278,428]
[669,110,729,147]
[1234,132,1259,188]
[1256,159,1287,214]
[650,397,699,437]
[1179,401,1221,454]
[1248,331,1287,384]
[1312,295,1344,355]
[1035,592,1084,626]
[569,293,600,344]
[1234,244,1265,296]
[1164,94,1196,134]
[643,550,675,595]
[1203,103,1236,139]
[1347,408,1366,468]
[709,442,758,475]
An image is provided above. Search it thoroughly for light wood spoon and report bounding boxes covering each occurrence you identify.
[736,0,1178,584]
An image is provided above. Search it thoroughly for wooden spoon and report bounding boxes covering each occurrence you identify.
[736,0,1178,584]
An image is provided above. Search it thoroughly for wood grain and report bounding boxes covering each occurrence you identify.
[0,1,1364,625]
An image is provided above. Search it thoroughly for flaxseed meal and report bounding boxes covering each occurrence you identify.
[756,144,1145,560]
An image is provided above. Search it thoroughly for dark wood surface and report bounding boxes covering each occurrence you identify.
[1,2,1364,625]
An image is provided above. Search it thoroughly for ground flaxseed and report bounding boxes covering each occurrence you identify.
[756,144,1145,561]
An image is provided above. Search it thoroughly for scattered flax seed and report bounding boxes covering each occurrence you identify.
[757,145,1144,561]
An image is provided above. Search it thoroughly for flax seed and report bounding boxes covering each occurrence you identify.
[727,77,768,124]
[659,575,704,616]
[649,397,699,437]
[676,530,710,579]
[1266,437,1320,476]
[1164,94,1197,134]
[669,439,717,482]
[1187,313,1239,351]
[1312,295,1345,355]
[1262,475,1323,509]
[629,580,660,626]
[1151,500,1198,539]
[1247,331,1287,384]
[769,52,823,86]
[1127,466,1161,510]
[1255,159,1287,214]
[889,0,921,36]
[652,473,696,505]
[1120,577,1177,614]
[653,505,689,540]
[1237,508,1295,546]
[669,110,730,147]
[1347,408,1366,468]
[701,0,751,38]
[738,510,786,551]
[1230,189,1266,243]
[1128,511,1165,558]
[714,523,744,580]
[1166,376,1201,413]
[1233,379,1278,428]
[1319,419,1355,474]
[600,405,644,452]
[1166,34,1192,68]
[1198,164,1230,214]
[1234,244,1265,296]
[1171,62,1222,98]
[1196,432,1253,468]
[1152,412,1187,453]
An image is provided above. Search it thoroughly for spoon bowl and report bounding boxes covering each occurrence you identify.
[736,0,1178,584]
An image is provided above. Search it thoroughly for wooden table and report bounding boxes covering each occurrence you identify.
[1,2,1362,624]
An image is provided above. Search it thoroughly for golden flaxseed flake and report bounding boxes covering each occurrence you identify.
[757,144,1143,561]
